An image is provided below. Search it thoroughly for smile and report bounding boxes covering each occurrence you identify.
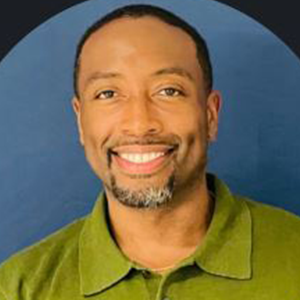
[119,152,165,163]
[110,145,176,175]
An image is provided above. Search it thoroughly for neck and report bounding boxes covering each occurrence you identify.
[106,174,214,272]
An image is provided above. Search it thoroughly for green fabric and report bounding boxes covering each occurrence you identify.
[1,174,300,299]
[141,271,162,300]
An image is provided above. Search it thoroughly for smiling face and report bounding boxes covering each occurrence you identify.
[73,16,220,208]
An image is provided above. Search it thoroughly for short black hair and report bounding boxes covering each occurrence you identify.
[73,4,213,98]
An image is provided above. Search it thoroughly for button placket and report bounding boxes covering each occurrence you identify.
[142,269,152,279]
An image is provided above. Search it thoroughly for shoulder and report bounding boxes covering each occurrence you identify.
[0,217,85,298]
[244,196,300,233]
[240,196,300,258]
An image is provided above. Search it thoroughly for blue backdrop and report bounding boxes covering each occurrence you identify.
[1,0,300,262]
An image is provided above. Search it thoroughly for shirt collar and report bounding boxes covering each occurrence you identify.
[79,174,253,295]
[193,174,252,280]
[79,193,132,296]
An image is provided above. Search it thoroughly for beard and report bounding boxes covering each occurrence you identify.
[101,133,207,209]
[106,173,176,209]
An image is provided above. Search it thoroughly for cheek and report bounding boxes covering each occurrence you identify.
[80,109,114,145]
[80,111,116,179]
[79,111,116,172]
[167,105,206,138]
[169,107,207,157]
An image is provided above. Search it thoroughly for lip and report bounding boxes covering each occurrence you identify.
[111,144,175,154]
[110,144,176,175]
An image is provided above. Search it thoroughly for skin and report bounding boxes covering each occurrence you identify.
[73,16,221,271]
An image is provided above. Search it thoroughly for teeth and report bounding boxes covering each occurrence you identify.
[119,152,165,163]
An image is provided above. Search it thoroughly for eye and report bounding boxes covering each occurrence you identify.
[95,90,117,100]
[158,87,184,97]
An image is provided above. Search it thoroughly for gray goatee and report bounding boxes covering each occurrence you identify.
[109,174,175,209]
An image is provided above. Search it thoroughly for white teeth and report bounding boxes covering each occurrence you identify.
[119,152,165,163]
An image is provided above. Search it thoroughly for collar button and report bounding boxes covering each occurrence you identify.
[141,270,152,278]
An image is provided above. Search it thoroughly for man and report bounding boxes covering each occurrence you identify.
[0,4,300,299]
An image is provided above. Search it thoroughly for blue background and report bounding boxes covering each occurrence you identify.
[1,0,300,262]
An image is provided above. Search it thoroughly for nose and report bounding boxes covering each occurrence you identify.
[120,97,163,137]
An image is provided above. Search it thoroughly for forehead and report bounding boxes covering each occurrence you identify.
[78,16,202,88]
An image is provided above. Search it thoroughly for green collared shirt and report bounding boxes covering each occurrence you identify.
[1,175,300,299]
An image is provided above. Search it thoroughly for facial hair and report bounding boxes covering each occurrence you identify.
[107,173,176,209]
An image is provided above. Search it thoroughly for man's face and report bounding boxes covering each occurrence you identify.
[73,17,220,208]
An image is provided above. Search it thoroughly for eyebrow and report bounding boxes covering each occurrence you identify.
[83,67,194,92]
[83,71,123,91]
[152,67,195,82]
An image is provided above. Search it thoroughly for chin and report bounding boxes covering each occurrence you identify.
[107,173,176,209]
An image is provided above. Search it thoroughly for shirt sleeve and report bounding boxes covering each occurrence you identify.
[0,257,25,300]
[0,284,9,300]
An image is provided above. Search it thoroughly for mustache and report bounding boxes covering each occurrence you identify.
[105,134,182,150]
[105,134,181,167]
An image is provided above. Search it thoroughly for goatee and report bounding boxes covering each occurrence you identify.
[108,174,176,209]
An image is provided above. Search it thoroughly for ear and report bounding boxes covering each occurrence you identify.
[206,91,222,142]
[72,97,85,146]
